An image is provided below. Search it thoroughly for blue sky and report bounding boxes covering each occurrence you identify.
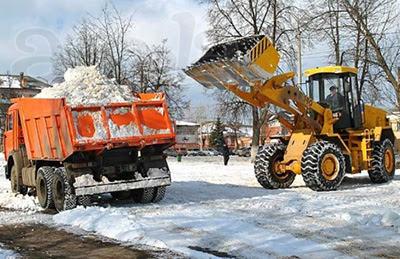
[0,0,211,105]
[0,0,328,108]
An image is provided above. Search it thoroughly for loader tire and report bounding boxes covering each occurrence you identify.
[254,143,295,189]
[10,165,27,195]
[368,139,395,183]
[302,141,345,191]
[132,186,166,203]
[36,167,55,209]
[52,167,77,212]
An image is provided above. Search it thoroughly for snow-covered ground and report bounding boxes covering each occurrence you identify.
[1,155,400,258]
[0,246,18,259]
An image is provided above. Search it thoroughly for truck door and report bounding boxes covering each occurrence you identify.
[3,111,16,158]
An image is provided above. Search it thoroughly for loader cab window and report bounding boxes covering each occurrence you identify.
[308,72,361,130]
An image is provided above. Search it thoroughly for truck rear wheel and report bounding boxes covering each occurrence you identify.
[36,167,55,209]
[368,139,395,183]
[132,186,166,203]
[52,167,77,212]
[254,143,295,189]
[111,191,132,200]
[10,166,27,195]
[301,141,346,191]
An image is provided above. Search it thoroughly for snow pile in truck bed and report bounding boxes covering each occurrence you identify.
[36,66,135,106]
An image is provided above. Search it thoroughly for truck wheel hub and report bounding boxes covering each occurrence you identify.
[321,154,339,180]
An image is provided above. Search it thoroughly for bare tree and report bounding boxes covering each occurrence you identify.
[92,3,133,84]
[53,19,107,77]
[340,0,400,108]
[129,40,189,119]
[306,0,400,109]
[204,0,297,159]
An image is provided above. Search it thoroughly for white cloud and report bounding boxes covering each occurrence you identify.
[125,0,209,68]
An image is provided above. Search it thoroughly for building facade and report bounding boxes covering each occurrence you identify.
[174,121,200,152]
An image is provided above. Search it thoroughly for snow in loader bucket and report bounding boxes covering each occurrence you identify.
[184,35,280,90]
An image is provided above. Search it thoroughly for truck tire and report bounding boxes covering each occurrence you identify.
[36,167,55,209]
[132,186,166,203]
[302,141,346,191]
[368,139,395,183]
[111,191,132,200]
[10,166,27,195]
[254,143,295,189]
[152,186,166,203]
[52,167,77,212]
[77,195,92,207]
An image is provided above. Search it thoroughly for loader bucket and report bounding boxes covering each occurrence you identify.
[185,35,280,90]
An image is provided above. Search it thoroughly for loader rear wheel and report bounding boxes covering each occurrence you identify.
[132,186,166,203]
[10,166,27,195]
[36,167,55,209]
[301,141,345,191]
[254,143,295,189]
[52,168,77,212]
[368,139,395,183]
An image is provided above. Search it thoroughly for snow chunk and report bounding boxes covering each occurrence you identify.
[0,245,18,258]
[0,192,40,212]
[36,66,135,106]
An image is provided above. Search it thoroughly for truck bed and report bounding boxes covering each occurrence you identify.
[11,93,175,161]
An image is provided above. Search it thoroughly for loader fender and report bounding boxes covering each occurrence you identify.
[319,134,350,156]
[374,127,395,144]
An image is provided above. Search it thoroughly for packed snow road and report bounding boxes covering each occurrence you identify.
[0,156,400,258]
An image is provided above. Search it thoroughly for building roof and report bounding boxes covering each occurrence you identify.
[176,120,200,127]
[304,66,358,77]
[200,122,253,137]
[0,74,51,89]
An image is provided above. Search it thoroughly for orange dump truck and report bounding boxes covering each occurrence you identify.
[3,93,175,211]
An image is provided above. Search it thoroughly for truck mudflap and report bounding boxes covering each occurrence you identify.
[73,168,171,196]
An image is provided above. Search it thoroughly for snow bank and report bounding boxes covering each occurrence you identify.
[0,192,40,212]
[0,245,18,258]
[334,209,400,233]
[0,156,40,213]
[36,66,135,106]
[54,205,342,258]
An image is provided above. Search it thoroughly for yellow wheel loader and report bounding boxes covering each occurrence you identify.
[185,35,396,191]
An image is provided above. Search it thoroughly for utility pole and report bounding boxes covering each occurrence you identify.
[296,26,302,87]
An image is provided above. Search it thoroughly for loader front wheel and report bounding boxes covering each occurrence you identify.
[302,141,345,191]
[368,139,395,183]
[255,143,295,189]
[36,167,55,209]
[52,168,77,212]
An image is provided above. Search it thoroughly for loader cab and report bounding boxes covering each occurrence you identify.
[305,66,362,130]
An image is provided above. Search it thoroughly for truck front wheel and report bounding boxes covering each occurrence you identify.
[36,167,55,209]
[10,166,27,195]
